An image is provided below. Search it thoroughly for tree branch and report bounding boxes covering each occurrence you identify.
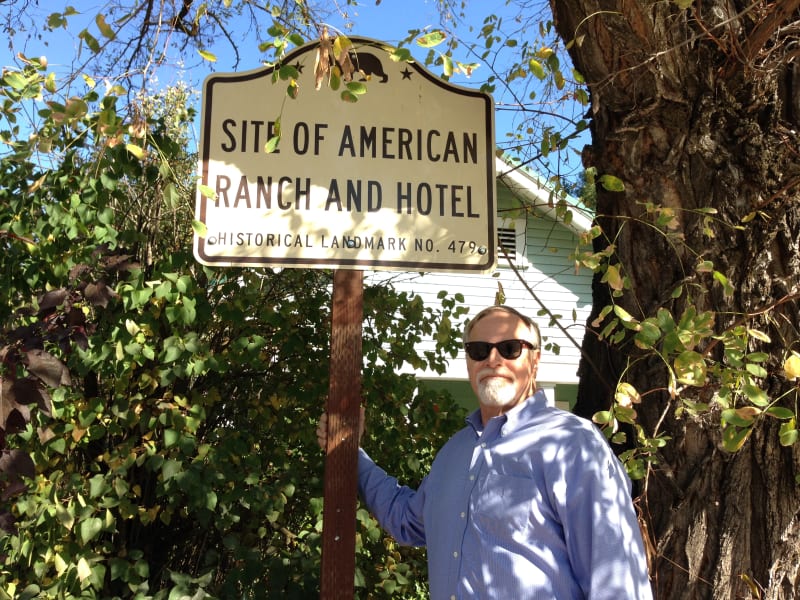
[744,0,800,62]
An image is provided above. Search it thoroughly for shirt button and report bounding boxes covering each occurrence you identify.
[453,551,459,558]
[460,512,466,519]
[481,442,487,448]
[450,596,456,600]
[469,475,475,481]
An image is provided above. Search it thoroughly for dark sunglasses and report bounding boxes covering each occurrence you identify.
[463,339,535,361]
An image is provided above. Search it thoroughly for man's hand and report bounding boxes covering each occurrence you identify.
[316,407,366,452]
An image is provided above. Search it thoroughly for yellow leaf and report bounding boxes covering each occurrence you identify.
[125,143,145,159]
[28,174,47,193]
[77,557,92,581]
[442,54,453,77]
[747,328,771,343]
[603,264,624,291]
[72,426,87,442]
[192,219,208,238]
[784,353,800,379]
[197,184,216,200]
[198,49,217,62]
[615,382,641,408]
[54,553,68,575]
[416,30,447,48]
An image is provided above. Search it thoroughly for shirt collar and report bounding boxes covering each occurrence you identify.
[465,388,549,436]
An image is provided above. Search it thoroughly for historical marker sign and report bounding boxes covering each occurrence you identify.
[193,37,496,273]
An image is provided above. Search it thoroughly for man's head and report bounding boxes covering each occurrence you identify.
[463,306,541,423]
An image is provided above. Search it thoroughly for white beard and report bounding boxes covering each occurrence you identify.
[478,377,518,408]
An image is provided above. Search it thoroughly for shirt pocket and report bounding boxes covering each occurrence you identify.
[470,472,538,538]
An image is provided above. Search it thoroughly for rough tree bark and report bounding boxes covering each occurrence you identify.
[549,1,800,599]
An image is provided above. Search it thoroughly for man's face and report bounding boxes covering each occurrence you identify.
[466,311,540,421]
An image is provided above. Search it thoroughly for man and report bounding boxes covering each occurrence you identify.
[318,305,653,599]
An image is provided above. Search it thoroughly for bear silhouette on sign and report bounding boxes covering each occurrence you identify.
[350,51,389,83]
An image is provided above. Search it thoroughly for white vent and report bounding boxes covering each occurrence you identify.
[497,226,517,260]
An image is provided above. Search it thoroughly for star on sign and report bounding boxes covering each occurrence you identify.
[401,67,413,80]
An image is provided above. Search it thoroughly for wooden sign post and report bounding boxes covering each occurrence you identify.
[320,269,364,599]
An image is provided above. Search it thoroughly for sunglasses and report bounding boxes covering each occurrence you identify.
[463,339,535,361]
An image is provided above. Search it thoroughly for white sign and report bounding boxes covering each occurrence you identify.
[194,37,496,273]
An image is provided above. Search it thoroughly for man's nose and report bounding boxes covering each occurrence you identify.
[486,347,504,364]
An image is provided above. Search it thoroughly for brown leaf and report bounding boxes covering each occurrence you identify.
[38,289,69,312]
[24,349,72,387]
[12,378,51,415]
[314,27,333,90]
[84,281,117,308]
[69,263,91,282]
[0,378,26,433]
[0,511,17,534]
[104,253,138,273]
[0,449,35,501]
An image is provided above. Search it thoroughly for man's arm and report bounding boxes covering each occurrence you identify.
[559,429,653,600]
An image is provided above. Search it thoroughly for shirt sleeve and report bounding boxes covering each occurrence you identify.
[558,428,653,600]
[357,448,427,547]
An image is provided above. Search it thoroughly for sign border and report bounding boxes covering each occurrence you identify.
[194,37,496,273]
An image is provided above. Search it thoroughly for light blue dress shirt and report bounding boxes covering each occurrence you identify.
[357,389,653,599]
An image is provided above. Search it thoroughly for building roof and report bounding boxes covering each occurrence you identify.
[494,155,593,236]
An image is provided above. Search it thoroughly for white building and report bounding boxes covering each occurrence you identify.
[370,155,594,410]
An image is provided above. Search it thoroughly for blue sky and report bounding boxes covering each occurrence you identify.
[1,1,586,177]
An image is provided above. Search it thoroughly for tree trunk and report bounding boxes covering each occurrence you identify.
[549,1,800,598]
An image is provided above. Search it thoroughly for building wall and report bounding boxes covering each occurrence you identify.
[366,204,593,409]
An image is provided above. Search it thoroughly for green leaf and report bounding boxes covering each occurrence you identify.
[674,351,707,386]
[3,71,29,91]
[95,13,115,39]
[164,182,180,209]
[89,475,110,498]
[390,48,412,62]
[742,384,770,407]
[634,318,661,349]
[766,407,795,420]
[721,408,758,427]
[161,459,182,480]
[345,81,368,95]
[164,429,180,448]
[55,503,75,531]
[78,517,103,545]
[722,426,751,452]
[613,304,638,327]
[279,64,299,80]
[265,136,280,153]
[779,422,798,446]
[48,12,68,28]
[599,174,625,192]
[79,29,100,53]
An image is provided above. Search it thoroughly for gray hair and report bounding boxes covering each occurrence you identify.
[463,305,541,349]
